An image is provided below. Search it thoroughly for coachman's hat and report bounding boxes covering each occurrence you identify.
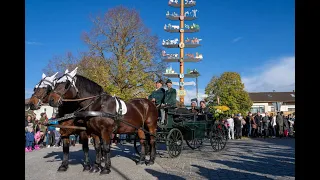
[156,79,163,84]
[165,79,172,84]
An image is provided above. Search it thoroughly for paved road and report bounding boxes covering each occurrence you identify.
[25,138,295,180]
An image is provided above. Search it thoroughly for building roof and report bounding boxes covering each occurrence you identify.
[248,92,295,102]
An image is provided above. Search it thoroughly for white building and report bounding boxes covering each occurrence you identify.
[248,91,295,115]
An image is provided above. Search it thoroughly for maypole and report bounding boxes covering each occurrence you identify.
[163,0,202,104]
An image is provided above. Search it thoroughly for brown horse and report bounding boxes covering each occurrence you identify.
[28,72,93,172]
[48,69,158,175]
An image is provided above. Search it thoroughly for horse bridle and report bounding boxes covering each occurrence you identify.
[53,73,79,100]
[31,78,55,105]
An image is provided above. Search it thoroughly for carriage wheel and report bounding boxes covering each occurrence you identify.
[185,138,203,150]
[133,134,150,156]
[166,128,183,158]
[210,123,228,152]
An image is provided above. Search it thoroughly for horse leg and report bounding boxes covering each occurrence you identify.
[146,127,157,166]
[137,129,146,165]
[89,135,102,173]
[57,136,70,172]
[100,129,112,175]
[80,131,91,171]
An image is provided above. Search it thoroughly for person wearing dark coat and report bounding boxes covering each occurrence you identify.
[199,101,210,114]
[276,111,284,137]
[149,80,166,124]
[234,115,242,139]
[164,79,177,107]
[262,113,270,138]
[244,112,251,137]
[283,116,289,137]
[254,112,262,137]
[148,80,165,105]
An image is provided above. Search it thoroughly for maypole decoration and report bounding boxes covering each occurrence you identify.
[162,0,203,104]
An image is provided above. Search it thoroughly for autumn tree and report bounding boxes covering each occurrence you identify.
[43,51,84,76]
[205,72,252,115]
[82,6,166,100]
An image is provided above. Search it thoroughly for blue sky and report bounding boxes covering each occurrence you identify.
[26,0,295,102]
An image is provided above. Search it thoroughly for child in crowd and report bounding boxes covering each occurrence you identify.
[25,127,34,152]
[34,131,41,150]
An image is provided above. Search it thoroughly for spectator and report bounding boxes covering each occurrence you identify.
[283,115,289,137]
[276,111,284,138]
[39,121,47,146]
[54,128,61,147]
[47,113,58,147]
[234,114,242,139]
[33,119,41,150]
[270,113,277,138]
[262,112,270,138]
[120,134,127,145]
[240,113,246,137]
[70,135,76,146]
[254,112,262,137]
[39,112,48,125]
[25,126,34,152]
[288,116,295,137]
[244,112,251,137]
[226,115,234,140]
[34,130,41,150]
[251,113,258,137]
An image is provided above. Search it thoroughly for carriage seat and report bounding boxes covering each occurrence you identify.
[169,108,197,122]
[168,108,195,116]
[196,113,213,121]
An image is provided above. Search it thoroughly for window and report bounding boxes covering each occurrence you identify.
[290,94,295,97]
[270,106,275,112]
[267,94,272,98]
[250,106,265,113]
[288,108,295,111]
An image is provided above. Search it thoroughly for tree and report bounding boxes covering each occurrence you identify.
[81,6,166,100]
[205,72,252,115]
[43,51,80,76]
[43,6,166,101]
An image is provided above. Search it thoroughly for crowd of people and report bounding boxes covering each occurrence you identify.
[223,111,295,140]
[25,112,79,152]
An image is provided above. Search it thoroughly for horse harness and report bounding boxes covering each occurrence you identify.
[32,78,55,100]
[48,94,156,137]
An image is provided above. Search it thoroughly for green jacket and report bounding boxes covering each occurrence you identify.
[164,88,177,107]
[148,88,165,105]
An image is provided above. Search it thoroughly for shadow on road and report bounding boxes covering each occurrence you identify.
[145,169,186,180]
[42,144,141,165]
[207,139,295,177]
[191,164,274,179]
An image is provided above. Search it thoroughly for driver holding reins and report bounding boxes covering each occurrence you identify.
[148,80,166,124]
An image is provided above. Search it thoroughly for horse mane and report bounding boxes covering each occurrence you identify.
[75,75,105,95]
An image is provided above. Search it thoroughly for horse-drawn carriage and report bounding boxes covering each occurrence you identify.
[28,68,228,174]
[134,106,228,158]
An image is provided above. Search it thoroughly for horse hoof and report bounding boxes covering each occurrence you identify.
[57,165,68,172]
[89,166,100,173]
[146,160,155,166]
[83,165,91,171]
[136,161,145,165]
[100,169,111,175]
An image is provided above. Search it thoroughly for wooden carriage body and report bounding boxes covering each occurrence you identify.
[134,107,228,158]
